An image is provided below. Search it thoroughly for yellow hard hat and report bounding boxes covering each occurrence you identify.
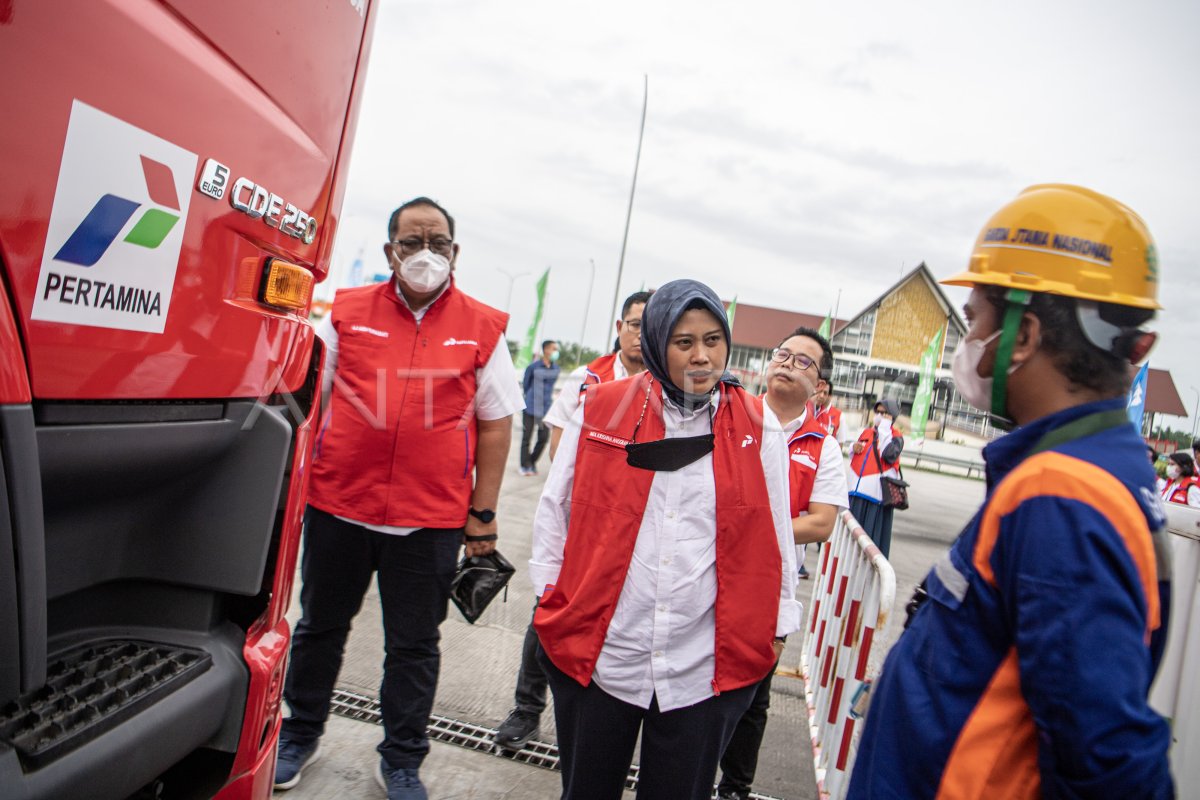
[941,184,1160,310]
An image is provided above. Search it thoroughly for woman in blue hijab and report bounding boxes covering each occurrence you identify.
[529,279,800,800]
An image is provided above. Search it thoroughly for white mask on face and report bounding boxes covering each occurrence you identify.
[397,248,451,293]
[951,330,1011,413]
[1167,464,1182,481]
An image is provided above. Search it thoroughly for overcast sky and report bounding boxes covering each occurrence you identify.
[326,0,1200,428]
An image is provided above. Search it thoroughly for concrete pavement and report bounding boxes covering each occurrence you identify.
[274,418,984,799]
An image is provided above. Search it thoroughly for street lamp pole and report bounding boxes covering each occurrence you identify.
[1191,386,1199,441]
[577,259,596,364]
[498,267,529,314]
[608,74,649,331]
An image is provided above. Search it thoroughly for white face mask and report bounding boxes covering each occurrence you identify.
[951,330,1012,413]
[397,248,451,293]
[1167,464,1181,480]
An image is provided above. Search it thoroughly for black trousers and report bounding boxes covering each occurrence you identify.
[717,662,778,796]
[513,601,548,714]
[539,649,756,800]
[281,508,461,769]
[520,411,550,469]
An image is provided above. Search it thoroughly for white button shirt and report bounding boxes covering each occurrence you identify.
[542,356,629,431]
[530,391,800,711]
[767,404,851,509]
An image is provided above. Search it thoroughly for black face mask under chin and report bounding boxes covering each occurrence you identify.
[623,377,716,472]
[625,434,715,471]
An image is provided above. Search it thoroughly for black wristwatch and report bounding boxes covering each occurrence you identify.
[468,507,495,524]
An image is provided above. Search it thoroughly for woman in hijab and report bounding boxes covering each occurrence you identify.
[528,279,799,800]
[848,397,904,557]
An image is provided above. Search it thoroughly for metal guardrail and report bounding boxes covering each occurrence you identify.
[900,450,984,478]
[800,511,896,800]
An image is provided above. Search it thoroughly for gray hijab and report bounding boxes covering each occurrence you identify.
[875,398,901,418]
[640,279,739,410]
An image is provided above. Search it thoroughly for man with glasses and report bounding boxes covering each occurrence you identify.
[276,197,522,800]
[717,326,848,800]
[492,290,651,754]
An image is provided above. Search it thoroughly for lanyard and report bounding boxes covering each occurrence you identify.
[1026,408,1131,458]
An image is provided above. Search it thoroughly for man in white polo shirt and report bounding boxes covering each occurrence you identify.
[718,325,848,800]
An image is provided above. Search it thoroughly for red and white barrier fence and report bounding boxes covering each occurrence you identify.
[801,510,896,799]
[1150,505,1200,794]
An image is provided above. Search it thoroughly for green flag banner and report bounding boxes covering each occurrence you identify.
[910,326,944,441]
[726,296,737,330]
[818,310,832,339]
[515,268,550,371]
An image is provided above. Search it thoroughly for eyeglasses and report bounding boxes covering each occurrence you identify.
[771,348,819,373]
[621,319,642,332]
[388,236,454,257]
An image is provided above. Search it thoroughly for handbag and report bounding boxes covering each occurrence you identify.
[880,475,909,510]
[449,550,516,624]
[873,433,909,511]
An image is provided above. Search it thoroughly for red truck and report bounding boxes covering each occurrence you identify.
[0,2,376,797]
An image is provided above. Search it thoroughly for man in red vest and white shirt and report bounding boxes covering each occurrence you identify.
[275,197,523,800]
[543,290,653,460]
[811,375,847,444]
[492,290,652,753]
[717,326,849,800]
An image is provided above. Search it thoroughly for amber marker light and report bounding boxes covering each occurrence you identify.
[260,257,314,311]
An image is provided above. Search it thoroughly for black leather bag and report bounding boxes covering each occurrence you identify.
[880,476,909,510]
[873,433,909,511]
[450,550,516,624]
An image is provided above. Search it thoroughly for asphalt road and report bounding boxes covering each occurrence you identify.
[274,420,985,799]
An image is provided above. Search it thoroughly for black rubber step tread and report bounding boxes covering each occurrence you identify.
[0,640,211,769]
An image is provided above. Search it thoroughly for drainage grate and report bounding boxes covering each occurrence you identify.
[0,640,211,769]
[330,688,783,800]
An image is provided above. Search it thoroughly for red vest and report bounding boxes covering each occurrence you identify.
[787,413,829,517]
[1164,476,1200,505]
[534,373,782,693]
[811,402,842,439]
[581,352,618,394]
[849,424,900,502]
[308,280,509,528]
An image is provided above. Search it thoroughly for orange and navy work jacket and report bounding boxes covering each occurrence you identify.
[848,398,1173,799]
[309,279,508,529]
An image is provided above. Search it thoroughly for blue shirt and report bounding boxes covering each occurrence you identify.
[523,359,560,418]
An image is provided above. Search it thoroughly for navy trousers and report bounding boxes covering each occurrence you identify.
[539,648,756,800]
[281,507,461,769]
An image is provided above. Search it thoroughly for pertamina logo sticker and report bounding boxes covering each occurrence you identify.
[32,100,197,333]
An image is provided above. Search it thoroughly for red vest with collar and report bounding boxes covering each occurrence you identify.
[812,402,842,439]
[308,279,509,528]
[1164,476,1200,505]
[534,373,782,693]
[580,352,618,394]
[787,412,830,517]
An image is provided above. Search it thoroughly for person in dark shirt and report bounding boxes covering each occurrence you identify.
[520,340,560,475]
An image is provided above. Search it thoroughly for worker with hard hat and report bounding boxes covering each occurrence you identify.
[849,185,1173,798]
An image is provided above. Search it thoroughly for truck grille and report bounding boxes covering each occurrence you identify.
[0,640,211,769]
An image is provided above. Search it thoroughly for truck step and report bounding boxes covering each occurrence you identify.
[0,640,211,769]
